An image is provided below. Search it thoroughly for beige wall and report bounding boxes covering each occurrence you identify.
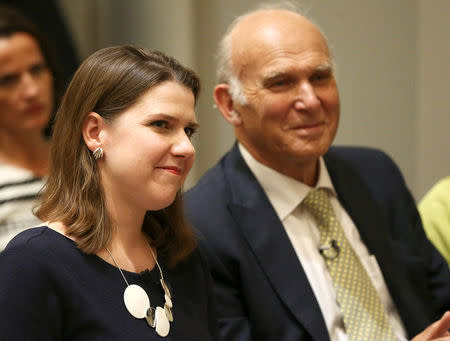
[58,0,450,200]
[416,0,450,199]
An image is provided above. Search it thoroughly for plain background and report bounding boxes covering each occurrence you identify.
[58,0,450,201]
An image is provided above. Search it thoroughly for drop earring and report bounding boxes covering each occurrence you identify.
[92,147,103,160]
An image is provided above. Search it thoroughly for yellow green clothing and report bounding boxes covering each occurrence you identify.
[419,176,450,265]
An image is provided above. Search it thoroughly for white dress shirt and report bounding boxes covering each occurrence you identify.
[239,144,407,341]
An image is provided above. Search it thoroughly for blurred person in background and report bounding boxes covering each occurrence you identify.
[0,5,63,250]
[0,0,79,84]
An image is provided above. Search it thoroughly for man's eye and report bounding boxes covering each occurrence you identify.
[311,72,330,82]
[151,120,169,128]
[271,79,289,87]
[184,127,197,138]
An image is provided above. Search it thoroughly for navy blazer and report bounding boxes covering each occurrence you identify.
[185,144,450,341]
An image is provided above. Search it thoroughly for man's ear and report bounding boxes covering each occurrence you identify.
[214,84,242,126]
[82,112,105,152]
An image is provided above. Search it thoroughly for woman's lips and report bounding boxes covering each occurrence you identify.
[24,104,44,115]
[158,166,182,175]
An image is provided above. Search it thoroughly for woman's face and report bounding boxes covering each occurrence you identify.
[0,32,54,135]
[99,81,198,214]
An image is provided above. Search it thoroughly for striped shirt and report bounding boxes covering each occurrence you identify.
[0,164,44,250]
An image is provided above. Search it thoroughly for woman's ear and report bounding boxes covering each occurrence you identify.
[214,84,243,126]
[82,112,105,152]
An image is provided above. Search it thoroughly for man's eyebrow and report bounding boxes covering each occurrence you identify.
[258,71,292,88]
[263,70,290,80]
[263,63,333,79]
[315,63,333,72]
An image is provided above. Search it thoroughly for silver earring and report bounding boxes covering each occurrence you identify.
[92,147,103,160]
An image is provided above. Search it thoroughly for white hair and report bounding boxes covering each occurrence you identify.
[215,1,335,105]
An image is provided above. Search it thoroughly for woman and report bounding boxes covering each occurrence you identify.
[0,46,220,340]
[0,6,61,249]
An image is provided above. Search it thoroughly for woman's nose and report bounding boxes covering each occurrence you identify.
[20,72,40,99]
[171,131,195,158]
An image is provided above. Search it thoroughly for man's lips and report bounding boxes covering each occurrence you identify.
[157,166,182,175]
[291,122,324,129]
[286,121,326,136]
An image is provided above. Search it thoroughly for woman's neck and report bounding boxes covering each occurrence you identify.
[102,205,156,273]
[102,228,157,274]
[0,129,49,176]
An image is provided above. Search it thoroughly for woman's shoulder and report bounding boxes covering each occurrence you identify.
[0,226,82,292]
[5,225,52,247]
[2,226,74,262]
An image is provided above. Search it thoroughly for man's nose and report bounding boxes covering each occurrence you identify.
[293,82,320,111]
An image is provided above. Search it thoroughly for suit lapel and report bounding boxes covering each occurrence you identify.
[223,145,329,341]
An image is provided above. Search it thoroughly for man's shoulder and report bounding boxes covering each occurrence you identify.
[326,146,401,178]
[327,145,393,163]
[325,146,410,205]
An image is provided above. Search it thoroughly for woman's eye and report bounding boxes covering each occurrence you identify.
[29,63,46,76]
[151,120,169,129]
[0,74,19,87]
[184,127,196,138]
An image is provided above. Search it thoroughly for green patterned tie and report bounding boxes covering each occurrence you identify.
[303,188,396,341]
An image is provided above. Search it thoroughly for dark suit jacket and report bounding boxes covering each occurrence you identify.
[185,144,450,341]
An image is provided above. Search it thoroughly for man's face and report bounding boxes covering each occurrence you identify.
[231,11,340,181]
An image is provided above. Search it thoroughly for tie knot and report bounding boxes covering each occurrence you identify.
[303,188,333,224]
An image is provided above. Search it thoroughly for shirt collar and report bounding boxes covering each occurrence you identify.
[238,143,336,220]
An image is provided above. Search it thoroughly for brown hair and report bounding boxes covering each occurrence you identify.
[35,46,200,267]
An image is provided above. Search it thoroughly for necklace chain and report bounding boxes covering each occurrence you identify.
[105,243,173,337]
[105,243,163,286]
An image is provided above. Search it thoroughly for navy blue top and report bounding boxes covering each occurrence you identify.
[0,226,220,341]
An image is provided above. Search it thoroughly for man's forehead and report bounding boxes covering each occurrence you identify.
[230,9,318,44]
[230,10,329,75]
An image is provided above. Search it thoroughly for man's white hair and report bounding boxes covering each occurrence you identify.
[215,1,335,106]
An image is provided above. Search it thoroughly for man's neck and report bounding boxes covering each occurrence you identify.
[238,142,320,186]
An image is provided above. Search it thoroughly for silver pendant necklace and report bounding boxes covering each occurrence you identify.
[105,245,173,337]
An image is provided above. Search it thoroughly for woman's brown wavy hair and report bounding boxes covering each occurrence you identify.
[35,46,200,267]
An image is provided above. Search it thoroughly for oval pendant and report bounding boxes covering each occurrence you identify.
[164,294,173,308]
[155,306,170,337]
[164,303,173,322]
[123,284,150,319]
[160,279,171,299]
[146,307,156,327]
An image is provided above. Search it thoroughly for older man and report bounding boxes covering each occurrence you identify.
[185,5,450,341]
